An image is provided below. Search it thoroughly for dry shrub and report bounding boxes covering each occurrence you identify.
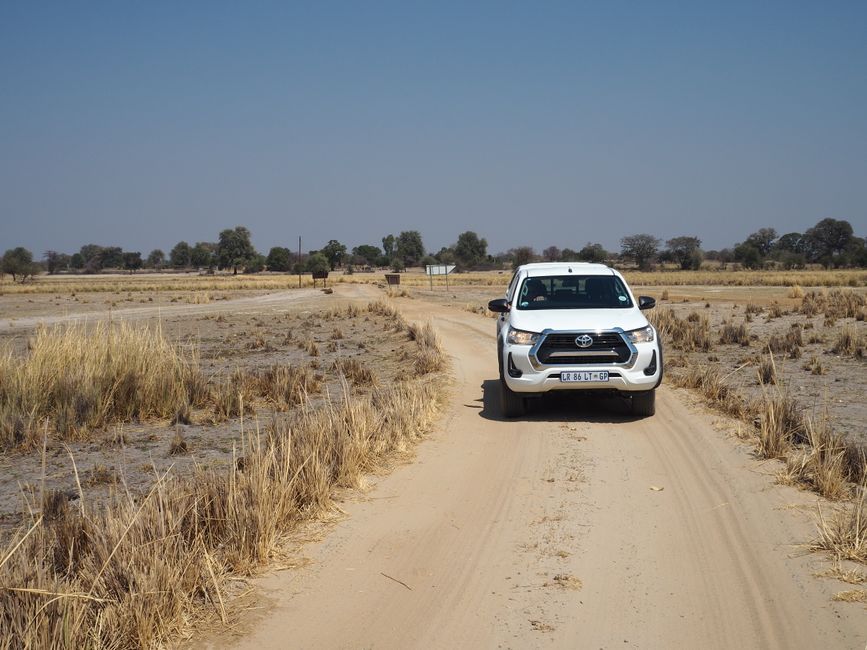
[756,387,803,459]
[767,328,803,359]
[803,355,827,375]
[367,300,404,329]
[781,417,850,500]
[403,322,446,376]
[719,320,749,346]
[250,364,322,409]
[661,289,670,300]
[813,490,867,563]
[673,365,745,418]
[832,324,865,358]
[647,308,711,352]
[745,303,763,316]
[0,322,206,449]
[767,302,784,319]
[0,375,447,648]
[303,338,320,357]
[169,430,188,455]
[332,358,376,386]
[757,355,777,385]
[789,285,805,299]
[464,304,497,319]
[801,289,866,319]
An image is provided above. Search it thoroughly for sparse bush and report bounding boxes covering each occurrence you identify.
[832,324,865,357]
[757,354,777,385]
[814,491,867,563]
[719,320,749,346]
[647,307,711,352]
[0,377,447,649]
[332,358,376,386]
[0,322,207,448]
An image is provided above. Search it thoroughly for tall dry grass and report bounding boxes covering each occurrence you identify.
[647,307,711,352]
[0,311,449,648]
[0,322,207,448]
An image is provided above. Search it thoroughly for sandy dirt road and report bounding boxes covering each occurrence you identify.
[199,287,863,650]
[7,285,861,648]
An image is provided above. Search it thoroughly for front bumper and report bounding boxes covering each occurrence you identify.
[502,337,661,394]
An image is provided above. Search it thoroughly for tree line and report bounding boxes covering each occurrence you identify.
[1,217,864,283]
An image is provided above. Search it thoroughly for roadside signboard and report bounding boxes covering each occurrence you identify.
[425,264,456,289]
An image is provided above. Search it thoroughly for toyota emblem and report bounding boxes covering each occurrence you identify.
[575,334,593,348]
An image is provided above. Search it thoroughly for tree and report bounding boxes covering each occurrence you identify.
[578,243,608,264]
[190,242,216,269]
[665,236,703,270]
[45,250,70,274]
[321,239,347,270]
[305,252,330,275]
[434,246,456,265]
[216,227,256,275]
[804,218,854,266]
[266,246,292,272]
[560,248,579,261]
[620,234,660,270]
[396,231,425,267]
[170,241,192,268]
[100,247,124,269]
[733,242,762,269]
[454,231,488,268]
[542,246,561,262]
[123,251,143,273]
[509,246,536,269]
[382,235,395,258]
[744,228,777,257]
[146,249,165,269]
[2,247,37,281]
[244,254,266,274]
[79,244,104,268]
[70,253,84,270]
[774,232,804,254]
[352,244,381,266]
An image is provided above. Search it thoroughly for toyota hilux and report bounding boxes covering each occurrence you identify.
[487,262,662,418]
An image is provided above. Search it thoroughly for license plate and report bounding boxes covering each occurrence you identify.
[560,371,609,383]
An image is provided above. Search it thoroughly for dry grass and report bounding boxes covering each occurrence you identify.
[463,304,498,319]
[832,324,865,358]
[0,327,448,648]
[672,365,747,419]
[647,307,711,352]
[331,358,376,387]
[800,288,867,319]
[766,324,804,360]
[0,322,207,449]
[780,417,850,500]
[813,490,867,563]
[719,320,750,346]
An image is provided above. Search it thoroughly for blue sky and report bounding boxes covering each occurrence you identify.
[1,1,865,257]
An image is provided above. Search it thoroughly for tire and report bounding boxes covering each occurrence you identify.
[631,389,656,417]
[500,378,526,418]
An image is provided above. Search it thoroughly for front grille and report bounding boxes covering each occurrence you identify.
[535,332,631,365]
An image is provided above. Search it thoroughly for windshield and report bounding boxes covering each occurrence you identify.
[515,275,633,310]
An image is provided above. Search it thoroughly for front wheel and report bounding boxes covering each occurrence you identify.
[631,389,656,417]
[499,376,526,418]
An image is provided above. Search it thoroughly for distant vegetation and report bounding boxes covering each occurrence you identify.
[3,217,866,283]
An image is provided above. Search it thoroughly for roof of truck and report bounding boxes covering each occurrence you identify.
[519,262,614,277]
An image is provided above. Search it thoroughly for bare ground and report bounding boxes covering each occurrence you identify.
[3,282,865,647]
[191,288,866,649]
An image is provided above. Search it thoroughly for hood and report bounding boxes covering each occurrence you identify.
[509,308,649,334]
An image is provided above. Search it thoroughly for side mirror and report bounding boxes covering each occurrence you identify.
[638,296,656,311]
[488,298,510,313]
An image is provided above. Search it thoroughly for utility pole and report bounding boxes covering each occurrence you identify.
[298,236,302,288]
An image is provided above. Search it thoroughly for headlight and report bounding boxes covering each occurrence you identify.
[625,325,655,344]
[507,327,540,345]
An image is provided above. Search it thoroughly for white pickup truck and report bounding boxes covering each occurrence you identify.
[487,262,662,418]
